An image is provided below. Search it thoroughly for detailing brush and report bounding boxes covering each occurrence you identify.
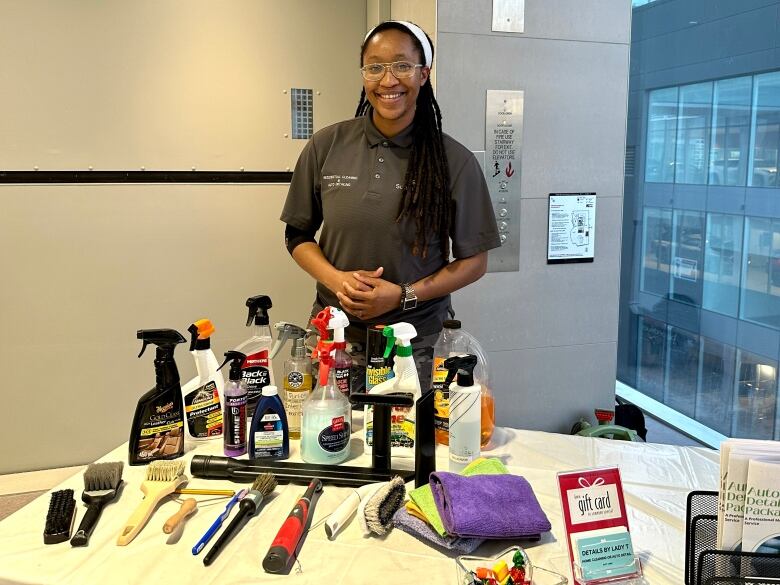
[70,461,124,547]
[117,460,186,546]
[44,489,77,544]
[203,473,276,566]
[359,475,406,536]
[325,482,384,540]
[163,498,197,534]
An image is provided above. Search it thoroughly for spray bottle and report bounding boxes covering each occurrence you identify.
[218,351,248,457]
[364,322,421,459]
[129,329,187,465]
[180,319,224,445]
[310,307,351,400]
[300,341,351,465]
[270,322,313,439]
[443,354,480,472]
[235,295,275,419]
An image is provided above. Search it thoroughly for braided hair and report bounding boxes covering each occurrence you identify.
[355,22,451,260]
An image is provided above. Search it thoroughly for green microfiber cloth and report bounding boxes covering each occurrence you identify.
[408,457,508,536]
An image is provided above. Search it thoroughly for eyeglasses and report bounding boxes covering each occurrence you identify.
[360,61,423,81]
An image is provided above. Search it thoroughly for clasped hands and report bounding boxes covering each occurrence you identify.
[334,267,402,321]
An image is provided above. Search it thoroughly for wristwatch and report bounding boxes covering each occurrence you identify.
[400,283,418,311]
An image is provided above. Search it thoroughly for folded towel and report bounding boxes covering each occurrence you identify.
[405,500,429,524]
[392,507,484,554]
[429,471,551,539]
[408,457,509,536]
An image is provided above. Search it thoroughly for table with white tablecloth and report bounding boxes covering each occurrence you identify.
[0,426,718,585]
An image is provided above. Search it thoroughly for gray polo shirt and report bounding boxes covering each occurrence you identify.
[281,114,500,336]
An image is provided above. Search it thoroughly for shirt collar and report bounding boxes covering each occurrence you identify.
[363,111,415,148]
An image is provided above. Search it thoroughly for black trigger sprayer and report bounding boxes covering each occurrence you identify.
[129,329,187,465]
[246,295,273,326]
[442,354,479,389]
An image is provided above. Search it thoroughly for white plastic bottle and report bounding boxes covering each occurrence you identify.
[301,342,352,465]
[180,319,225,445]
[445,354,481,472]
[431,320,469,445]
[235,295,275,419]
[365,322,422,459]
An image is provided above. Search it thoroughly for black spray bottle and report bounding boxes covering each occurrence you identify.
[129,329,187,466]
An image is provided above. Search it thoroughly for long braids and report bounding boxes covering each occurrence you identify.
[356,23,451,259]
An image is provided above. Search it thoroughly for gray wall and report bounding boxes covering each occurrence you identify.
[439,0,632,432]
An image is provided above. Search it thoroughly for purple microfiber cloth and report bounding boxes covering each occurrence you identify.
[429,471,551,539]
[392,507,485,554]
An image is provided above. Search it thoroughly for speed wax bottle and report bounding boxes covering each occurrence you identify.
[235,295,275,419]
[129,329,187,465]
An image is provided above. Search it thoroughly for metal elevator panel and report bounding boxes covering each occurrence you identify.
[485,89,524,273]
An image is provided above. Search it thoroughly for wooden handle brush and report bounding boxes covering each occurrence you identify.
[163,498,197,534]
[117,460,186,546]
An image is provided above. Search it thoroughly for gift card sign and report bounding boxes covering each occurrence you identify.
[558,467,638,584]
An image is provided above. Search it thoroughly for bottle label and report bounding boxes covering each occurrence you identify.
[224,395,247,449]
[136,398,184,461]
[284,372,312,435]
[253,411,283,457]
[432,356,450,433]
[449,451,475,465]
[241,350,271,413]
[366,364,393,391]
[334,366,350,398]
[318,416,350,453]
[184,381,223,439]
[365,406,414,449]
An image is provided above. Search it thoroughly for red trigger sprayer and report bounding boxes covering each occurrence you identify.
[310,306,352,399]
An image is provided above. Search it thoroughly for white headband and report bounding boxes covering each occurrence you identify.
[364,20,433,68]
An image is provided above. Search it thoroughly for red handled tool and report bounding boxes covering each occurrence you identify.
[262,478,323,573]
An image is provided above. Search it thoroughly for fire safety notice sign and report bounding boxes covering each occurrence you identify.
[547,193,596,264]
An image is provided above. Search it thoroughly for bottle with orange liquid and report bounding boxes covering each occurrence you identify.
[431,322,494,448]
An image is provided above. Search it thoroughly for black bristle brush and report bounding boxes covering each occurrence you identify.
[70,461,124,547]
[44,489,77,544]
[203,473,276,566]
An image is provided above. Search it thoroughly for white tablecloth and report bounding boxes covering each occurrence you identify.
[0,427,718,585]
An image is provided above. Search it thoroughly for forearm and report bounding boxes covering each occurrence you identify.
[412,252,488,302]
[290,242,343,295]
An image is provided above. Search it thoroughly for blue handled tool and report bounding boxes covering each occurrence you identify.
[192,488,248,555]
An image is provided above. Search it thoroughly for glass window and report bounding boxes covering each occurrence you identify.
[702,213,743,317]
[675,82,712,184]
[750,71,780,187]
[665,326,699,417]
[640,207,672,296]
[637,317,667,402]
[708,76,752,187]
[670,210,704,306]
[740,217,780,328]
[734,350,777,439]
[695,338,736,436]
[646,87,678,183]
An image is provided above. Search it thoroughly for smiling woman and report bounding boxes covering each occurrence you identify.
[280,20,500,391]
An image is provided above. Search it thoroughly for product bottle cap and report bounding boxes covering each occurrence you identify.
[443,354,478,388]
[262,385,278,397]
[245,295,273,326]
[218,350,247,381]
[443,319,462,329]
[188,319,215,351]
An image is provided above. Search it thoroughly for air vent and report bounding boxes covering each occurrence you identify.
[624,145,636,177]
[291,88,313,140]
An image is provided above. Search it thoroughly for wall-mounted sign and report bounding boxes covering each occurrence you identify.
[547,193,596,264]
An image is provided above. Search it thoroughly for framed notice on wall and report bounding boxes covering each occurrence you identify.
[547,193,596,264]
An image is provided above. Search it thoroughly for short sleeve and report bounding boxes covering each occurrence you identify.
[449,153,501,258]
[280,139,323,232]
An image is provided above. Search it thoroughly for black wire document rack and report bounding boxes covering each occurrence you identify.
[685,490,780,585]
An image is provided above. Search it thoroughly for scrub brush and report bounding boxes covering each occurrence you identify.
[117,460,187,546]
[70,461,124,547]
[44,489,77,544]
[359,475,406,536]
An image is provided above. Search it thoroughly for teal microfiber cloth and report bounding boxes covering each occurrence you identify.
[408,457,508,537]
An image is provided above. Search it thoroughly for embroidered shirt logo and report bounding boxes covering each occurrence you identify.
[323,174,357,188]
